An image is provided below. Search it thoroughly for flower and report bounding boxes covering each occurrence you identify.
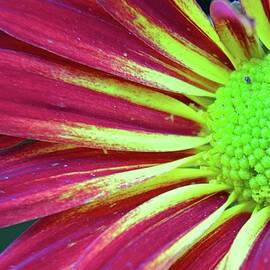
[0,0,270,268]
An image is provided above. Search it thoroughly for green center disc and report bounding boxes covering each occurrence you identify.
[206,55,270,206]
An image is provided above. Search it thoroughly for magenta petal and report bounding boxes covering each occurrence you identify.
[211,0,264,67]
[0,135,24,149]
[0,0,220,94]
[98,0,231,64]
[0,49,204,151]
[0,190,167,270]
[98,0,233,84]
[172,212,250,269]
[242,221,270,269]
[75,193,227,270]
[0,141,193,227]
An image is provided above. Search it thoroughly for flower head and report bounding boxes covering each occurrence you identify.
[0,0,270,269]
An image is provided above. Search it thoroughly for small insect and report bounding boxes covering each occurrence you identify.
[244,75,252,84]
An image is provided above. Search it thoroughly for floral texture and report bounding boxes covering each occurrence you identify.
[1,0,270,269]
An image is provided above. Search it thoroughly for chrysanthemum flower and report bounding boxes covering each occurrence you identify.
[1,0,270,268]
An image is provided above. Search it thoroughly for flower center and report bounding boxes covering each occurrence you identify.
[206,55,270,206]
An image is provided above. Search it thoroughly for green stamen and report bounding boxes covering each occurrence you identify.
[206,55,270,206]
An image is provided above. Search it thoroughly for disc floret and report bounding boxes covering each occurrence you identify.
[206,55,270,206]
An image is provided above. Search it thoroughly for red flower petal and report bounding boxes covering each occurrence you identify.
[262,0,270,23]
[172,206,251,269]
[241,220,270,269]
[75,187,228,270]
[98,0,233,84]
[224,206,270,269]
[0,31,207,119]
[0,0,217,95]
[0,188,172,269]
[211,0,264,68]
[0,49,209,152]
[0,141,211,227]
[56,0,118,23]
[0,135,25,149]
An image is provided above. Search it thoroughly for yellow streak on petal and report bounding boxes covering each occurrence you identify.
[60,123,209,152]
[81,183,230,264]
[241,0,270,50]
[212,2,265,69]
[144,192,236,269]
[173,0,233,59]
[211,202,254,230]
[59,71,205,124]
[112,56,216,97]
[121,2,230,84]
[224,206,270,270]
[59,154,208,203]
